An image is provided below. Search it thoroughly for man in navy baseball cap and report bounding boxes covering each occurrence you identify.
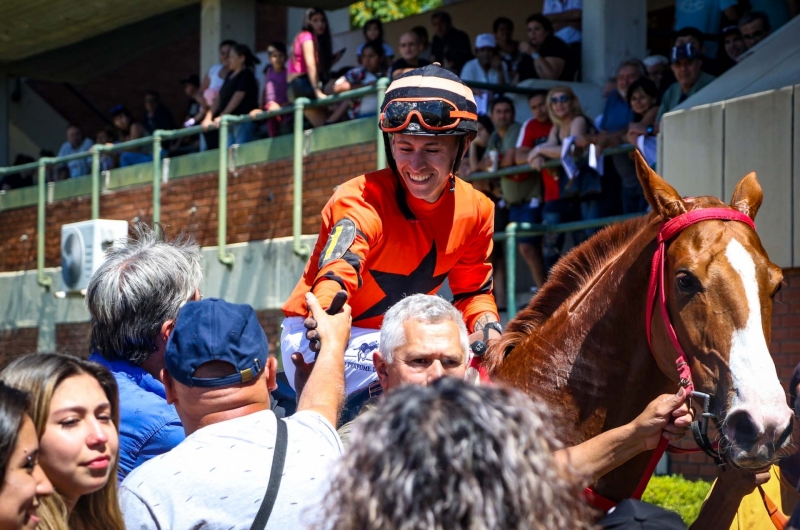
[164,298,269,388]
[121,292,354,530]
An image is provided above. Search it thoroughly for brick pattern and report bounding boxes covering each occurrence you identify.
[0,328,38,369]
[0,142,377,272]
[55,322,92,359]
[669,268,800,480]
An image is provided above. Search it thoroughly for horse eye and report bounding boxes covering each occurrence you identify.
[771,283,783,299]
[676,271,699,293]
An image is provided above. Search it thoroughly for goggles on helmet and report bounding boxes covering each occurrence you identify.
[380,97,478,133]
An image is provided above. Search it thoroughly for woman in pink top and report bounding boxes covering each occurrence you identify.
[287,7,340,127]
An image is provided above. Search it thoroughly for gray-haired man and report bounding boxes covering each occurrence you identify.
[87,224,202,480]
[338,294,470,445]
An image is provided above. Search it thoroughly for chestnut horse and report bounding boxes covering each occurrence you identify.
[485,152,793,502]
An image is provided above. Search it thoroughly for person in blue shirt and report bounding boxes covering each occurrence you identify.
[85,224,201,481]
[56,124,93,178]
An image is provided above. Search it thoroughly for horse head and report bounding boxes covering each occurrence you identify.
[635,152,792,471]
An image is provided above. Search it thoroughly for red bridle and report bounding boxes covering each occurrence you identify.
[592,207,756,509]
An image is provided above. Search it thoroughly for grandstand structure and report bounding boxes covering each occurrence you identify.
[0,0,799,480]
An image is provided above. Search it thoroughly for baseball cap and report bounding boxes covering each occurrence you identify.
[671,43,700,63]
[599,499,686,529]
[165,298,268,388]
[475,33,496,49]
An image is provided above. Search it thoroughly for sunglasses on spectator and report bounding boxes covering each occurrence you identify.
[550,95,571,104]
[742,29,765,40]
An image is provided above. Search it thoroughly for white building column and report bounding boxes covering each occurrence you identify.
[582,0,647,86]
[200,0,256,77]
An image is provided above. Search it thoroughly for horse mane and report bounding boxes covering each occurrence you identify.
[485,213,656,373]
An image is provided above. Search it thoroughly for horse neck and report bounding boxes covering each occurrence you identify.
[495,217,676,498]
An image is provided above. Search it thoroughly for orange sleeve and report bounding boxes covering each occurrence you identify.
[310,189,382,311]
[449,196,499,332]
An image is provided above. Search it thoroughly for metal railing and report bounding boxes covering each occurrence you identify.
[0,78,390,286]
[499,214,644,315]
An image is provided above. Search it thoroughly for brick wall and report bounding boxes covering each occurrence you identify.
[669,268,800,481]
[0,142,377,272]
[0,329,38,369]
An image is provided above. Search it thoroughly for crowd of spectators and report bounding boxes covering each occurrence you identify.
[3,1,795,193]
[3,224,799,529]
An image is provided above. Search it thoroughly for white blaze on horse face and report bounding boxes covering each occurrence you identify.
[724,238,790,437]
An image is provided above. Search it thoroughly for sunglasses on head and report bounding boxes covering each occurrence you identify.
[550,95,570,104]
[380,97,477,132]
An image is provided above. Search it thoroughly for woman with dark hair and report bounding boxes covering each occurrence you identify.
[287,7,341,127]
[518,13,574,81]
[357,18,394,64]
[0,354,123,530]
[202,43,261,146]
[330,40,386,123]
[0,382,53,530]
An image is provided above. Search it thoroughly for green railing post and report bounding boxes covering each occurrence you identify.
[37,159,52,289]
[91,147,101,220]
[217,118,234,266]
[293,98,311,258]
[152,131,162,229]
[505,222,518,316]
[376,77,389,170]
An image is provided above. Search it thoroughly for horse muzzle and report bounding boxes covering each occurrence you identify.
[722,408,794,470]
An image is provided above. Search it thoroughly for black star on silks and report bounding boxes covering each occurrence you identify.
[354,242,448,322]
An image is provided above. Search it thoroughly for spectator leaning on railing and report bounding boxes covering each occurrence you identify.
[480,96,546,290]
[329,40,386,123]
[202,43,261,146]
[249,42,291,138]
[56,124,93,179]
[654,43,715,124]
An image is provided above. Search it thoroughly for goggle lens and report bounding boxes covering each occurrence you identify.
[381,100,458,130]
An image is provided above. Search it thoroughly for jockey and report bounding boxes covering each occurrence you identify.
[280,64,502,407]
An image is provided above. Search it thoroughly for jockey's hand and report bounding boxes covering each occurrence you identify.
[632,386,693,451]
[305,291,348,352]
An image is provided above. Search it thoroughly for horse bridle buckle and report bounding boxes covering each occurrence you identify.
[690,391,726,468]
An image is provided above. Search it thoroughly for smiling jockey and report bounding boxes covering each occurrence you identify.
[280,65,502,405]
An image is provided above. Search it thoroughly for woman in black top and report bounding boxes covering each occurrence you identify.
[203,43,261,146]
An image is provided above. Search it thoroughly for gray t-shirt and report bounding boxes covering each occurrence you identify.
[119,409,343,530]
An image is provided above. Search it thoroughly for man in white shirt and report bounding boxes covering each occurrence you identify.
[57,124,93,178]
[119,294,351,530]
[460,34,507,115]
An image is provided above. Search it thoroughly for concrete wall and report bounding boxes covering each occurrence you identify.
[8,79,69,160]
[660,85,799,268]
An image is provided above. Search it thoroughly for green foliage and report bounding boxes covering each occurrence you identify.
[642,474,713,525]
[350,0,443,29]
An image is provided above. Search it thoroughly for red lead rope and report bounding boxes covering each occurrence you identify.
[584,207,756,510]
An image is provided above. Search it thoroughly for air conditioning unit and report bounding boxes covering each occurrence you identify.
[61,220,129,293]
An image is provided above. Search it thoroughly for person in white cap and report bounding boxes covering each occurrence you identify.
[460,33,508,115]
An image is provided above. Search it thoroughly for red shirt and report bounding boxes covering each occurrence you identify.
[282,168,499,331]
[517,117,560,202]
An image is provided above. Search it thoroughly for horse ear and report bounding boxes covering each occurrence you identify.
[634,149,686,219]
[730,172,762,221]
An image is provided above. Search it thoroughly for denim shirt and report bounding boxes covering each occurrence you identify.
[90,354,185,481]
[599,90,634,134]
